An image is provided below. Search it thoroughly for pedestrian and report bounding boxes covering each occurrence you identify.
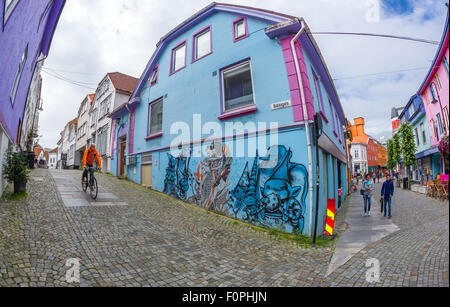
[381,174,395,219]
[362,174,374,216]
[377,171,380,183]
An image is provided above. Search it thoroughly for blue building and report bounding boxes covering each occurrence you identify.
[399,95,437,183]
[110,3,348,236]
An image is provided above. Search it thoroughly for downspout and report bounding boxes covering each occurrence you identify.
[125,104,132,177]
[290,19,315,236]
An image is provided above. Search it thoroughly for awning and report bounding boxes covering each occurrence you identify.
[416,146,440,160]
[318,132,347,164]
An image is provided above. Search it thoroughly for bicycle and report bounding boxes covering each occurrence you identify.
[82,166,98,200]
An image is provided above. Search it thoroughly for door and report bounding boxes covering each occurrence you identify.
[141,154,153,187]
[119,142,126,176]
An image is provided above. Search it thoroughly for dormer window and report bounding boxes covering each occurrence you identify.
[233,17,248,42]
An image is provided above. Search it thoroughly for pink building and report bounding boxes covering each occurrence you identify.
[418,13,449,176]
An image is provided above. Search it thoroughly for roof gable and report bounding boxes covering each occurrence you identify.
[130,2,293,101]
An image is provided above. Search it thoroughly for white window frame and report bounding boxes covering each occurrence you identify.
[148,98,163,136]
[220,60,256,113]
[10,44,27,105]
[193,27,211,61]
[171,42,186,74]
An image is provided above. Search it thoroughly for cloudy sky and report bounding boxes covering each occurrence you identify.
[39,0,448,148]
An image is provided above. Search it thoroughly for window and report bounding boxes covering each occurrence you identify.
[415,128,420,146]
[443,107,449,133]
[10,44,27,105]
[150,65,158,85]
[98,95,111,119]
[437,114,443,135]
[91,109,97,127]
[429,84,437,101]
[435,74,442,90]
[148,98,163,136]
[354,150,359,159]
[193,26,211,61]
[419,123,426,145]
[408,104,415,118]
[312,70,326,119]
[170,41,186,74]
[329,100,336,132]
[444,56,449,76]
[221,61,254,113]
[233,17,248,42]
[4,0,19,25]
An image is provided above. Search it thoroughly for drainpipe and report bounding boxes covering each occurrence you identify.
[290,19,315,236]
[125,104,132,177]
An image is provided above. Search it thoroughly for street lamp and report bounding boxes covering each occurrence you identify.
[430,81,447,135]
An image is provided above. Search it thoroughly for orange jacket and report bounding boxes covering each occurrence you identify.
[83,147,102,168]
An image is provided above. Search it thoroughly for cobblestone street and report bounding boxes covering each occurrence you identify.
[0,169,448,287]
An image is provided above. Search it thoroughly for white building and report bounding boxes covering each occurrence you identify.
[76,94,95,167]
[58,118,77,169]
[351,143,368,176]
[48,148,58,169]
[87,72,138,173]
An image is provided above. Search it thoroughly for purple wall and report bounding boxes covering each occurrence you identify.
[0,0,65,143]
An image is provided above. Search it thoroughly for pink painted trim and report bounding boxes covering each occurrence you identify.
[232,16,249,43]
[218,105,258,121]
[145,132,163,141]
[320,111,329,123]
[169,40,187,76]
[110,119,116,160]
[150,65,159,87]
[192,25,212,63]
[280,37,315,123]
[333,131,338,138]
[129,109,136,155]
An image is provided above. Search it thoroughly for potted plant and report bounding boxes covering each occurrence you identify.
[2,146,29,194]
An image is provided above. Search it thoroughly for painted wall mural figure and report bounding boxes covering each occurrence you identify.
[193,143,233,213]
[228,146,308,233]
[163,150,193,200]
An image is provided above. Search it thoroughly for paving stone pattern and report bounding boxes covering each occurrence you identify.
[0,170,448,287]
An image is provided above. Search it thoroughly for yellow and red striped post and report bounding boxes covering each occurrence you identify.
[325,199,336,236]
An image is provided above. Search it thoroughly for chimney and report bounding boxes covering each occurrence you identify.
[354,117,365,136]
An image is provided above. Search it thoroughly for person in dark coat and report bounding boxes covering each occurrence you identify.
[381,174,395,218]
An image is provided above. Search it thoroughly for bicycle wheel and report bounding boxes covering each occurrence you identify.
[82,178,88,193]
[90,177,98,200]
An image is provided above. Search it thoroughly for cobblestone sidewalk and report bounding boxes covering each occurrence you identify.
[0,170,448,287]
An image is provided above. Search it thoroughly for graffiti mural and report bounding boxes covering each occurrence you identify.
[163,150,194,200]
[228,146,308,233]
[193,143,233,213]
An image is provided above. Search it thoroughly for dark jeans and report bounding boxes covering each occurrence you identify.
[82,165,94,181]
[364,195,372,213]
[384,197,392,217]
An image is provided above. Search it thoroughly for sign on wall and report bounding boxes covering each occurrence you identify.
[271,100,292,111]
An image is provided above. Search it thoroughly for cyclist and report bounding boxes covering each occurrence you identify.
[82,143,102,184]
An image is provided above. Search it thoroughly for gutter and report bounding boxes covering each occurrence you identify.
[290,19,315,236]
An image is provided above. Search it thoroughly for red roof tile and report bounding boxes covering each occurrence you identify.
[107,72,139,94]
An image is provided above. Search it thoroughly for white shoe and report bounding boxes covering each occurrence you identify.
[368,212,371,216]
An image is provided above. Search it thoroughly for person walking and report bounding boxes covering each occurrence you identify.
[381,174,395,219]
[362,174,375,216]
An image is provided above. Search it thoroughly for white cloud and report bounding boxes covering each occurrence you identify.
[39,0,447,148]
